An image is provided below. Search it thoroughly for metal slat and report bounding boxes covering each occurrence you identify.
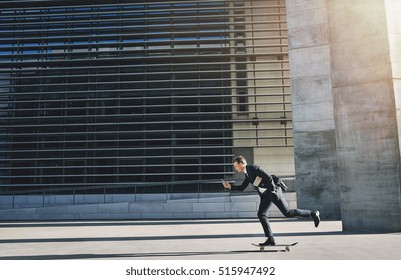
[0,0,291,192]
[0,60,289,73]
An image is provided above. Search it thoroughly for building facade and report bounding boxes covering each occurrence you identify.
[0,0,293,194]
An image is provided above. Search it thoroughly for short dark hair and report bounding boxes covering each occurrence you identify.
[232,155,247,165]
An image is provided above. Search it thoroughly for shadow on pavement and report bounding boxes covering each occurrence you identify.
[0,230,349,245]
[0,249,287,260]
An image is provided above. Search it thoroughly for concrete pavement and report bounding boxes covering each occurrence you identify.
[0,218,400,260]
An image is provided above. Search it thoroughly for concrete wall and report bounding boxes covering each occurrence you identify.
[286,0,341,219]
[328,0,401,232]
[0,192,297,221]
[287,0,401,231]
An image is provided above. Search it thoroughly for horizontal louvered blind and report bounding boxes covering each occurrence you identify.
[0,0,291,192]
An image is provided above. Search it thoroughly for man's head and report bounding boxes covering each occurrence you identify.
[232,156,247,173]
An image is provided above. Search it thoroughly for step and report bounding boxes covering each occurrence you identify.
[0,192,297,220]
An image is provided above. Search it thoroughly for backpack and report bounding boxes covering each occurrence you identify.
[271,175,288,192]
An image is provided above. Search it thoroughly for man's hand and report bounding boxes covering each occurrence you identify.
[221,179,231,189]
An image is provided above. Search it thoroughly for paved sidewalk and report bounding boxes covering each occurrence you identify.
[0,219,400,260]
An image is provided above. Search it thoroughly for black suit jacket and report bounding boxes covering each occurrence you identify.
[231,164,275,195]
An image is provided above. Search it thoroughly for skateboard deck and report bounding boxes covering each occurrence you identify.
[251,242,298,252]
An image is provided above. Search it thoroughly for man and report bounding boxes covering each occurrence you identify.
[222,155,320,246]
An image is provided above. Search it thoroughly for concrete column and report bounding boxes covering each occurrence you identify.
[328,0,401,231]
[286,0,341,219]
[386,1,401,161]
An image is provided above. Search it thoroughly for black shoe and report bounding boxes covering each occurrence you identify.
[259,238,276,246]
[312,210,320,228]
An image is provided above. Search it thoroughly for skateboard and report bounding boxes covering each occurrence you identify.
[251,242,298,252]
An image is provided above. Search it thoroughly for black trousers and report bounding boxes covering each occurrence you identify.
[257,187,312,238]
